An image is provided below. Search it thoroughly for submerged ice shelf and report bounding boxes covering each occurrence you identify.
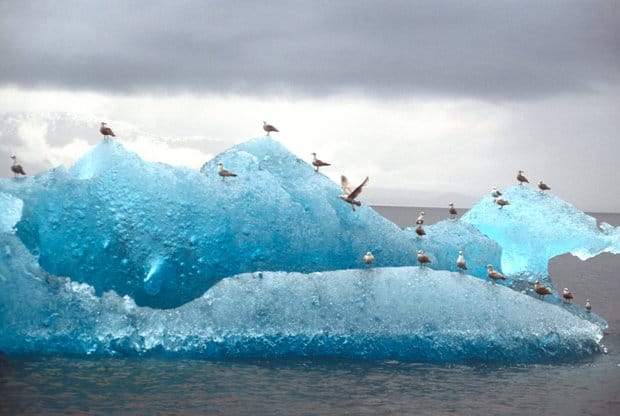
[0,136,617,362]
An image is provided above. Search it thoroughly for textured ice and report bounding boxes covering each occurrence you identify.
[0,192,22,232]
[1,138,428,308]
[0,233,603,362]
[0,137,615,362]
[462,186,620,276]
[405,220,503,280]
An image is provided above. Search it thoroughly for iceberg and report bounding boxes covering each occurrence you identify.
[462,186,620,276]
[1,138,426,308]
[0,136,615,362]
[0,232,603,362]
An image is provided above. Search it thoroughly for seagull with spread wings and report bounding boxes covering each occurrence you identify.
[339,175,369,211]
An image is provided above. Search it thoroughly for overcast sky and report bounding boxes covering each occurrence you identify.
[1,1,619,212]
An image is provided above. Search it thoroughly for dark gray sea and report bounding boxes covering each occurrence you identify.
[1,207,619,415]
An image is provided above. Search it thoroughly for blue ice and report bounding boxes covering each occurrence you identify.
[462,186,620,276]
[0,192,22,232]
[0,232,603,362]
[0,136,616,362]
[2,138,425,308]
[405,219,503,280]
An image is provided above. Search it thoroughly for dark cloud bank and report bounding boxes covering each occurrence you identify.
[1,0,618,100]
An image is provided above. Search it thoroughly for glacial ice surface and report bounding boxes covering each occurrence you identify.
[1,138,428,308]
[0,136,616,362]
[0,192,22,232]
[462,186,620,276]
[0,233,603,362]
[405,220,503,281]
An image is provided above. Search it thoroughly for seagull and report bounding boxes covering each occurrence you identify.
[456,250,468,271]
[417,250,431,267]
[363,251,375,266]
[491,187,502,198]
[100,122,116,140]
[494,198,510,209]
[415,225,426,236]
[339,175,369,211]
[538,180,551,192]
[585,299,592,312]
[9,155,26,177]
[517,170,529,185]
[311,152,331,172]
[486,264,506,284]
[217,162,237,179]
[562,288,574,303]
[448,203,458,219]
[534,280,552,300]
[416,211,425,225]
[263,121,279,136]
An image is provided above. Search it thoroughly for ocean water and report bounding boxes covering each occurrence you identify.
[1,207,619,416]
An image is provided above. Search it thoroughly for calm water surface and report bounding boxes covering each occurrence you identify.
[1,208,618,415]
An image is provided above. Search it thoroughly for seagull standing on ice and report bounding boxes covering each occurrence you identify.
[263,121,279,136]
[491,187,502,198]
[363,251,375,266]
[517,170,529,185]
[339,175,369,211]
[585,299,592,312]
[495,198,510,209]
[534,280,552,300]
[416,211,425,225]
[417,250,431,267]
[456,251,468,271]
[538,180,551,192]
[311,152,331,172]
[486,264,506,284]
[562,288,574,303]
[217,162,237,179]
[448,203,457,219]
[9,155,26,177]
[100,122,116,140]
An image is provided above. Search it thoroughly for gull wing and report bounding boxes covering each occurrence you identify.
[341,175,352,195]
[348,176,369,200]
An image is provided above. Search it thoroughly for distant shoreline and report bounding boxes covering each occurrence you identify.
[371,204,620,216]
[371,205,620,229]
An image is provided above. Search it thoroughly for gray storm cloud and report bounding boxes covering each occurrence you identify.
[1,0,618,99]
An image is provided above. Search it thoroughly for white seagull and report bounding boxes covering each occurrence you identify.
[217,162,237,179]
[416,211,425,225]
[456,251,467,271]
